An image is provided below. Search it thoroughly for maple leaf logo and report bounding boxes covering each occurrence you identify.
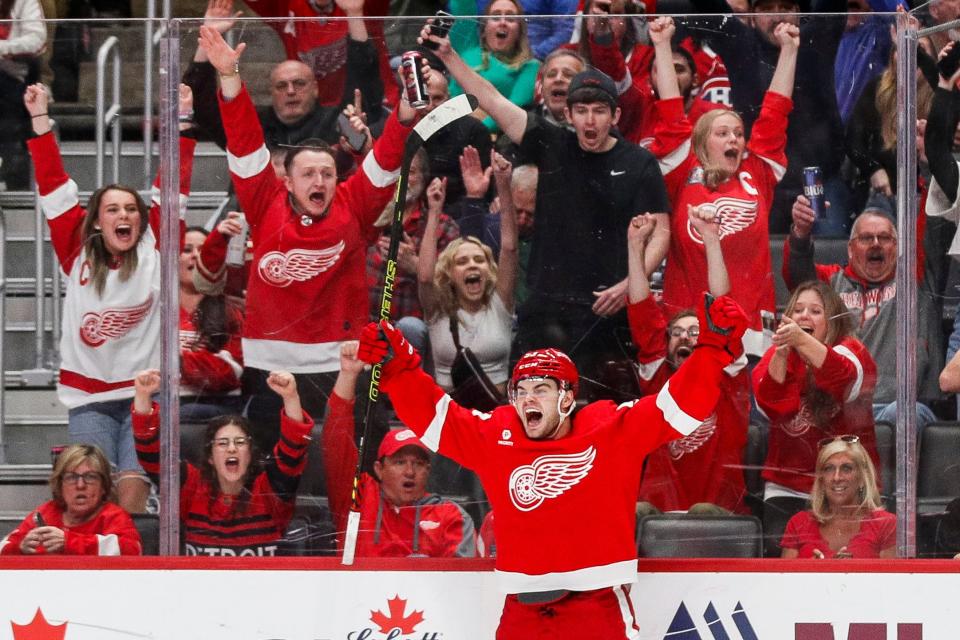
[370,595,425,635]
[11,608,67,640]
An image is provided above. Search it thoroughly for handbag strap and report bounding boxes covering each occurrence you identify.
[448,314,463,350]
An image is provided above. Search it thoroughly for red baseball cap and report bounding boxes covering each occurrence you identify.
[377,428,430,459]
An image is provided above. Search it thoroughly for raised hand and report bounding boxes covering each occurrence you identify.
[198,25,246,77]
[179,83,193,117]
[772,314,809,350]
[203,0,242,34]
[688,204,720,242]
[266,370,297,399]
[426,176,447,213]
[460,146,492,198]
[23,82,48,116]
[627,214,656,250]
[773,22,800,52]
[339,340,366,375]
[217,210,246,237]
[418,19,454,59]
[490,150,512,186]
[696,294,749,358]
[790,194,825,239]
[134,369,162,397]
[648,16,675,46]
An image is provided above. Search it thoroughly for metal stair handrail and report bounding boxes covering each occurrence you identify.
[95,36,122,187]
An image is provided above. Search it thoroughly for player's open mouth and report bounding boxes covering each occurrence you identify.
[525,408,543,427]
[116,224,133,240]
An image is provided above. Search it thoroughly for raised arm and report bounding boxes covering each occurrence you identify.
[649,17,680,101]
[198,24,246,101]
[324,342,365,532]
[420,23,529,143]
[688,204,730,296]
[417,177,448,320]
[767,23,800,99]
[626,214,657,304]
[266,370,304,424]
[926,43,960,204]
[492,151,518,313]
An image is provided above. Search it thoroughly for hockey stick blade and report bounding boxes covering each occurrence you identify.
[342,95,479,566]
[412,93,479,142]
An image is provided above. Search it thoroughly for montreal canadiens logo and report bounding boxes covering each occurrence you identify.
[686,197,758,243]
[508,446,596,512]
[80,293,154,347]
[257,241,345,287]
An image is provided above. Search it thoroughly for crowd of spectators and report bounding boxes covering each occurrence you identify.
[3,0,960,561]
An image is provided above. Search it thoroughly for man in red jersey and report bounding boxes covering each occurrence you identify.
[355,290,749,639]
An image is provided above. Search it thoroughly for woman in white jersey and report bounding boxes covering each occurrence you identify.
[22,83,196,513]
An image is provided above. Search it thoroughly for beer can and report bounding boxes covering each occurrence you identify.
[802,166,826,219]
[400,51,428,109]
[226,216,248,267]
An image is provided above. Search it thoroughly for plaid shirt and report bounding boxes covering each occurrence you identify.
[367,206,460,320]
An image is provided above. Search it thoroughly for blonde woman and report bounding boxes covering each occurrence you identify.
[418,150,518,398]
[780,436,894,559]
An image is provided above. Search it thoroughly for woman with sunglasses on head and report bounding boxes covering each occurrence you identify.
[780,436,894,559]
[752,280,880,556]
[131,369,313,556]
[0,444,142,555]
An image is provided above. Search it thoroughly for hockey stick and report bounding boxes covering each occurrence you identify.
[342,93,479,565]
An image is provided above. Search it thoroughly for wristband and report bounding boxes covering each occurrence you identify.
[178,110,194,123]
[218,61,240,78]
[31,113,48,118]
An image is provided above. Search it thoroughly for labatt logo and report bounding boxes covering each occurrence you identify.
[348,595,442,640]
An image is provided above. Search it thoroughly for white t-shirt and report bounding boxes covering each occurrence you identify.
[428,292,514,391]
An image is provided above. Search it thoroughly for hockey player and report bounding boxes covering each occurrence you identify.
[355,293,750,638]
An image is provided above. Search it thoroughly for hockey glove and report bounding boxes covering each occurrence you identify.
[695,293,749,360]
[357,320,422,374]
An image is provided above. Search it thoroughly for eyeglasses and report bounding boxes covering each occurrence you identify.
[669,325,700,338]
[62,472,102,485]
[273,79,311,91]
[818,434,860,448]
[212,436,251,449]
[852,233,896,247]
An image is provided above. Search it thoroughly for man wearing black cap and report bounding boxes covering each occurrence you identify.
[420,25,670,401]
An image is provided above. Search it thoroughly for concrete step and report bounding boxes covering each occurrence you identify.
[0,466,53,512]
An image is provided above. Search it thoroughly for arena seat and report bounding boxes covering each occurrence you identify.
[874,421,895,512]
[636,514,763,558]
[918,421,960,514]
[131,513,159,556]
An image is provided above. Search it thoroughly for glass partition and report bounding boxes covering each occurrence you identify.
[2,5,952,563]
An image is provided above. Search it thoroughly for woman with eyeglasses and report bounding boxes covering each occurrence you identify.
[752,280,880,557]
[445,0,540,132]
[0,444,142,555]
[131,369,313,556]
[780,436,895,559]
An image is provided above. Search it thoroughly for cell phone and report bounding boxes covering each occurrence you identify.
[938,41,960,80]
[337,113,368,153]
[33,512,45,527]
[423,10,454,50]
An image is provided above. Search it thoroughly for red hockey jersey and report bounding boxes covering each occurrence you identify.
[628,298,749,513]
[0,501,142,555]
[133,402,313,556]
[752,336,879,494]
[220,85,411,373]
[653,91,791,358]
[179,303,244,396]
[379,345,734,593]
